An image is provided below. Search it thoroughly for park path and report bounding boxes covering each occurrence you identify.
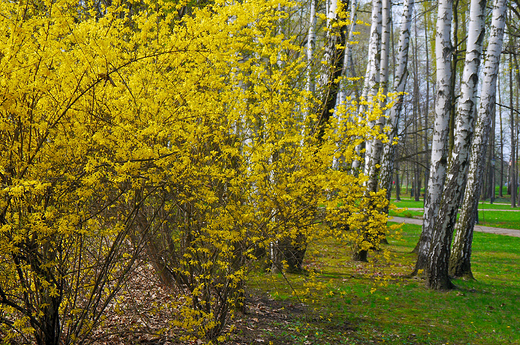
[390,215,520,238]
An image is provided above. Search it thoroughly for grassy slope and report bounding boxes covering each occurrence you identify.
[246,224,520,344]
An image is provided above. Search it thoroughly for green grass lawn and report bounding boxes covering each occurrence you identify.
[477,210,520,230]
[390,198,425,209]
[391,197,520,210]
[245,224,520,344]
[389,208,423,218]
[388,204,520,231]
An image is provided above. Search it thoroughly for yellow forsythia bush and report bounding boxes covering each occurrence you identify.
[0,0,389,343]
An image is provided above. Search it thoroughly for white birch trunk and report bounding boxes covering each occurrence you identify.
[449,0,507,280]
[378,0,391,94]
[364,0,390,194]
[362,0,383,139]
[352,0,382,171]
[306,0,317,95]
[378,0,414,198]
[425,0,487,290]
[362,0,383,98]
[414,0,453,273]
[352,0,383,261]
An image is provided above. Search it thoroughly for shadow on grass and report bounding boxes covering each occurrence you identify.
[243,222,520,345]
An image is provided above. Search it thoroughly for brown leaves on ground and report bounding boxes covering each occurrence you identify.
[92,264,308,345]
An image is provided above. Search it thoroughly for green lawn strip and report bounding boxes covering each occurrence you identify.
[390,198,424,209]
[390,207,520,231]
[391,197,520,210]
[477,210,520,230]
[476,202,520,210]
[246,223,520,344]
[389,209,423,218]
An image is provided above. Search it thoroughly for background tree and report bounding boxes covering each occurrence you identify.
[378,0,415,203]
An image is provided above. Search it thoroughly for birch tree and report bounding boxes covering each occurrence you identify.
[360,0,383,176]
[307,0,317,95]
[449,0,508,280]
[413,0,453,273]
[351,0,383,172]
[350,0,385,261]
[364,0,391,193]
[425,0,487,290]
[379,0,415,201]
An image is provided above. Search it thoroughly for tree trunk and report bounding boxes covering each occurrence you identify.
[490,109,496,203]
[414,0,453,276]
[306,0,317,95]
[378,0,414,202]
[271,235,308,273]
[317,0,348,138]
[498,75,504,197]
[412,23,421,204]
[396,164,401,201]
[361,0,384,184]
[414,163,421,202]
[426,0,486,288]
[516,51,520,205]
[337,0,358,108]
[510,28,517,207]
[423,14,431,198]
[449,0,507,280]
[365,0,391,187]
[353,0,383,261]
